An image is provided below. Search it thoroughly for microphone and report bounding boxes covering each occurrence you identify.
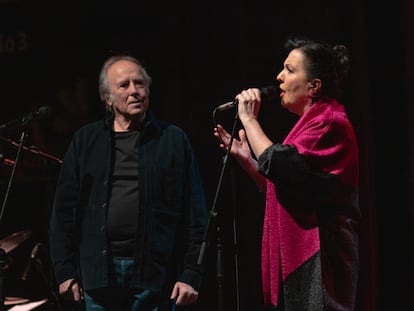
[215,86,279,112]
[21,106,53,123]
[0,106,53,132]
[32,106,53,118]
[21,243,42,281]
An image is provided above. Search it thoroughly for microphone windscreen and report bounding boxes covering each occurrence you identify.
[260,86,279,101]
[37,106,53,118]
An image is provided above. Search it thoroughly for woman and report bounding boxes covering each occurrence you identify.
[214,37,360,310]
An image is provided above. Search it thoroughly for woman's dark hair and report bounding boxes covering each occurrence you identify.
[285,37,350,99]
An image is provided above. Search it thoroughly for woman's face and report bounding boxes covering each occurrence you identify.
[276,48,315,116]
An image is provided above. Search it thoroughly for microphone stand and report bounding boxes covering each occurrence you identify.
[0,112,57,311]
[198,109,241,311]
[0,248,5,311]
[0,111,62,224]
[0,129,28,225]
[0,121,33,310]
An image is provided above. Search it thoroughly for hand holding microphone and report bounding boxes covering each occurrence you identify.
[213,86,276,156]
[213,86,278,168]
[215,86,278,112]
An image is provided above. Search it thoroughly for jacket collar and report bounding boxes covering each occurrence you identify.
[103,110,161,137]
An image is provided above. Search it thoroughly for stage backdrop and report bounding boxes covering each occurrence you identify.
[0,0,413,310]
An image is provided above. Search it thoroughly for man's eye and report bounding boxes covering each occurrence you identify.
[135,81,146,88]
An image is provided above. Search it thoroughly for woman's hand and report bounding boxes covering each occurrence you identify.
[214,124,252,163]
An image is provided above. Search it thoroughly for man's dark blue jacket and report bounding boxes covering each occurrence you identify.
[48,111,208,294]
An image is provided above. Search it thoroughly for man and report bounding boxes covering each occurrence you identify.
[48,55,208,311]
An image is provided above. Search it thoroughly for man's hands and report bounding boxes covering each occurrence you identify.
[59,279,199,307]
[59,278,83,303]
[170,281,199,306]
